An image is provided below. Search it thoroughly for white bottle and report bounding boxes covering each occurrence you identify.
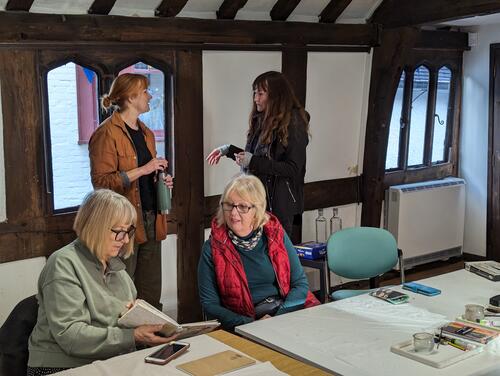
[329,208,342,237]
[315,208,328,243]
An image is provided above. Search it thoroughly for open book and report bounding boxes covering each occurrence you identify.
[117,299,220,340]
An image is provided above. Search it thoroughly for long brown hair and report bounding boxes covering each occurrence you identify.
[101,73,148,112]
[249,71,309,146]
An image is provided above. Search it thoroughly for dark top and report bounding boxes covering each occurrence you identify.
[198,231,309,330]
[246,109,309,221]
[125,123,156,211]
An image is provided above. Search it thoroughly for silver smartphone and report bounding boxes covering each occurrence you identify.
[144,341,190,365]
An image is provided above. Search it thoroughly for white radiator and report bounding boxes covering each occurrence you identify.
[384,177,466,269]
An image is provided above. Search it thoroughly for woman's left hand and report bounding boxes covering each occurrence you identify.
[162,174,174,189]
[258,314,272,320]
[235,152,253,168]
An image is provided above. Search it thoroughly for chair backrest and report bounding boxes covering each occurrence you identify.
[327,227,398,280]
[0,295,38,376]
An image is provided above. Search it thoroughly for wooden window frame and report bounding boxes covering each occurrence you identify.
[40,53,175,215]
[384,51,462,188]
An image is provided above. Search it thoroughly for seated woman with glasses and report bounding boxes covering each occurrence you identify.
[27,189,177,375]
[198,174,319,331]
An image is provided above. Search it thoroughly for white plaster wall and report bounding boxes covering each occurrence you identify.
[460,25,498,256]
[203,51,281,196]
[0,257,46,325]
[47,63,94,209]
[0,80,5,222]
[305,52,372,181]
[160,234,178,319]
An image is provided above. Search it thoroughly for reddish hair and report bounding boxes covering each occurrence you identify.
[101,73,148,111]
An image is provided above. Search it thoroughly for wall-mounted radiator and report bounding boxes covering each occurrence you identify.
[384,177,466,269]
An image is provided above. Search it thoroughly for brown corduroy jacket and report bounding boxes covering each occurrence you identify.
[89,111,167,244]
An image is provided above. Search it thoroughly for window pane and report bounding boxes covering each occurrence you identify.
[119,62,165,158]
[386,71,405,170]
[432,67,451,163]
[47,62,98,210]
[407,66,429,166]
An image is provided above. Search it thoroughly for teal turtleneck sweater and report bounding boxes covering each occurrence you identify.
[198,230,309,330]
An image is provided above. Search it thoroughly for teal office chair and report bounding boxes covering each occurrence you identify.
[327,227,405,301]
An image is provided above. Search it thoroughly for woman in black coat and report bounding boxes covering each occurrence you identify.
[207,71,310,237]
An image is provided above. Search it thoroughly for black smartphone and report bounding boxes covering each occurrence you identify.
[144,341,190,365]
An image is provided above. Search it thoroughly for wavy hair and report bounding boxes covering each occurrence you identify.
[216,173,269,229]
[249,71,309,146]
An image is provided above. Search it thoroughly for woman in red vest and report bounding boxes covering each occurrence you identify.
[198,174,319,330]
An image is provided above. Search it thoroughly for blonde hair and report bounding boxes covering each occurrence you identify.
[216,174,269,229]
[101,73,148,111]
[73,189,137,261]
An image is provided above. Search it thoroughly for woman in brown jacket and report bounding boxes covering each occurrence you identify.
[89,73,172,310]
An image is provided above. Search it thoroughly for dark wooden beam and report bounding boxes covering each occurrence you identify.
[217,0,248,20]
[0,12,380,47]
[361,28,420,227]
[204,177,360,228]
[271,0,302,21]
[87,0,116,15]
[319,0,353,23]
[282,46,307,107]
[155,0,188,17]
[5,0,34,11]
[282,45,308,243]
[174,50,204,323]
[415,29,469,50]
[371,0,500,28]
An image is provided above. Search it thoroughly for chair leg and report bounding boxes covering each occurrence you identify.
[398,248,405,284]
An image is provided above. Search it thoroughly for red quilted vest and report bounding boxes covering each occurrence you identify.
[210,213,320,318]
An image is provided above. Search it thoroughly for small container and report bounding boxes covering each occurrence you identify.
[413,332,435,353]
[329,208,342,237]
[156,170,171,214]
[464,304,485,322]
[315,209,328,243]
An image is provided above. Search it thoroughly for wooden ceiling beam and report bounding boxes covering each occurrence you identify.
[155,0,188,17]
[319,0,352,23]
[270,0,302,21]
[5,0,34,11]
[87,0,116,15]
[0,12,381,46]
[217,0,248,20]
[371,0,500,28]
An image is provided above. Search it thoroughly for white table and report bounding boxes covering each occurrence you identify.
[236,269,500,376]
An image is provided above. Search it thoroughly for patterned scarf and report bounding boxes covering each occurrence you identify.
[228,227,263,252]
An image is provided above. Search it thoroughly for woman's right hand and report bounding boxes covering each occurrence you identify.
[141,157,168,176]
[133,324,177,346]
[206,147,223,165]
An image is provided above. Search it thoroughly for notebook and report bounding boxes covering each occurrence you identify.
[176,350,256,376]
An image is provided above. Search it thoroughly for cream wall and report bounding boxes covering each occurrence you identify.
[460,25,499,257]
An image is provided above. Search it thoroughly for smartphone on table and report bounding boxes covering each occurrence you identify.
[144,341,190,365]
[402,282,441,296]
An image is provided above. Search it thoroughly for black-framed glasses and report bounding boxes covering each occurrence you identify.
[110,225,136,241]
[221,202,255,214]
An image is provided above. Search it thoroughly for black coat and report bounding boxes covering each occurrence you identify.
[244,109,309,226]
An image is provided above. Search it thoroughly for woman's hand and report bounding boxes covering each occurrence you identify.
[134,324,178,346]
[235,152,252,168]
[258,314,272,320]
[206,148,223,165]
[141,157,168,176]
[162,174,174,189]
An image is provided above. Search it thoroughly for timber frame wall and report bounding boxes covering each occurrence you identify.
[0,12,467,321]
